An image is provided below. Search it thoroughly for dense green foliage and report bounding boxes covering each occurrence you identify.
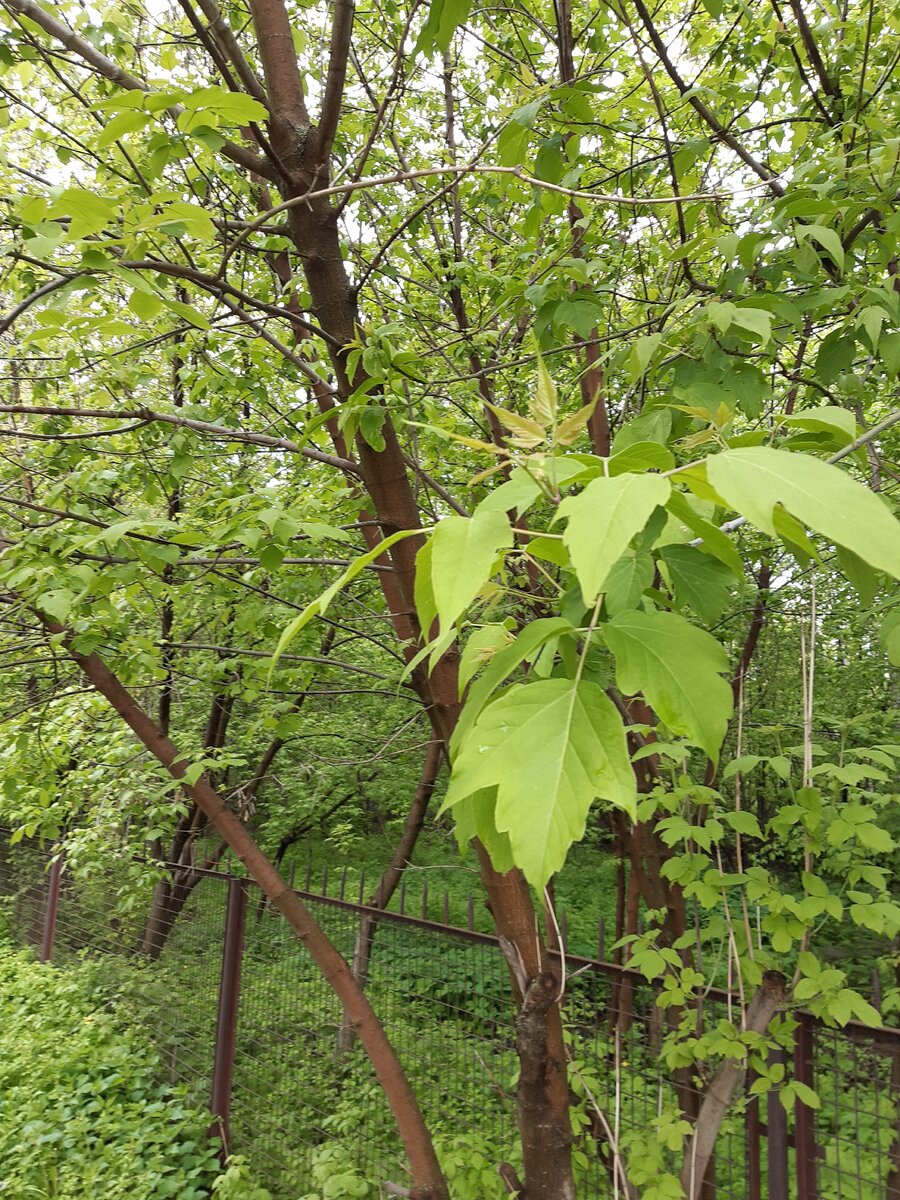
[0,937,270,1199]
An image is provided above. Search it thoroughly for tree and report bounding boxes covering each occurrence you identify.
[0,0,899,1195]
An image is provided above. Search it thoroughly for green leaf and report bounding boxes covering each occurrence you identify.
[127,289,163,321]
[835,545,879,605]
[443,679,636,887]
[856,305,888,351]
[161,297,212,330]
[792,1082,820,1110]
[452,788,515,872]
[799,223,844,273]
[604,610,733,760]
[414,0,474,57]
[477,467,543,516]
[724,811,764,839]
[258,544,284,573]
[559,473,671,602]
[556,400,599,446]
[880,332,900,375]
[414,537,438,633]
[486,402,546,448]
[604,551,654,615]
[706,447,900,579]
[880,610,900,666]
[665,491,744,577]
[783,406,855,445]
[429,509,512,633]
[35,589,75,624]
[607,441,675,476]
[96,109,151,147]
[269,528,423,677]
[659,544,732,623]
[48,189,117,240]
[627,333,662,381]
[458,625,513,690]
[452,617,576,743]
[707,301,772,344]
[177,86,267,130]
[814,331,855,383]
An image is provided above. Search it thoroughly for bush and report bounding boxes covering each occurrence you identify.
[0,943,266,1199]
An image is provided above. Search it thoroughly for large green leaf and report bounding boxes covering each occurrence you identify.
[428,509,511,634]
[451,617,576,750]
[443,679,636,887]
[604,610,733,760]
[559,473,671,603]
[706,448,900,578]
[414,0,473,57]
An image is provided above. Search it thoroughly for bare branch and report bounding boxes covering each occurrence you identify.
[0,405,360,474]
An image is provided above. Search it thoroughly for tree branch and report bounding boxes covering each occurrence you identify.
[628,0,785,195]
[0,404,360,473]
[318,0,355,162]
[681,972,786,1200]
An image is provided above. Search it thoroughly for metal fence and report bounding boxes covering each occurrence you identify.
[1,834,898,1199]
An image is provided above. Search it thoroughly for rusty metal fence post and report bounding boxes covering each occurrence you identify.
[210,876,247,1155]
[767,1044,789,1197]
[794,1012,819,1199]
[39,853,64,964]
[745,1068,762,1200]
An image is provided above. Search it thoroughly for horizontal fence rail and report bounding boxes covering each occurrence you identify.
[1,833,898,1199]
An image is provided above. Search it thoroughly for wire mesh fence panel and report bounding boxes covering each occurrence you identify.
[3,834,900,1199]
[813,1021,900,1199]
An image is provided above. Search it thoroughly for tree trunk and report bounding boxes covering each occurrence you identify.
[680,972,786,1200]
[244,0,578,1179]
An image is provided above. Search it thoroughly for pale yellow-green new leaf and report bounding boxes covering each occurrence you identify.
[430,509,512,633]
[559,473,671,602]
[533,353,558,425]
[443,678,636,889]
[706,447,900,579]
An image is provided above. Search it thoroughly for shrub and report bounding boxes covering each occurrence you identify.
[0,943,265,1199]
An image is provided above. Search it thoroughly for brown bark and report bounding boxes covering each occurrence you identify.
[245,25,575,1193]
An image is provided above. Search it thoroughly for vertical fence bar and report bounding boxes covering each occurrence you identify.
[210,877,248,1156]
[746,1069,762,1200]
[767,1045,789,1199]
[794,1013,819,1199]
[39,854,64,964]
